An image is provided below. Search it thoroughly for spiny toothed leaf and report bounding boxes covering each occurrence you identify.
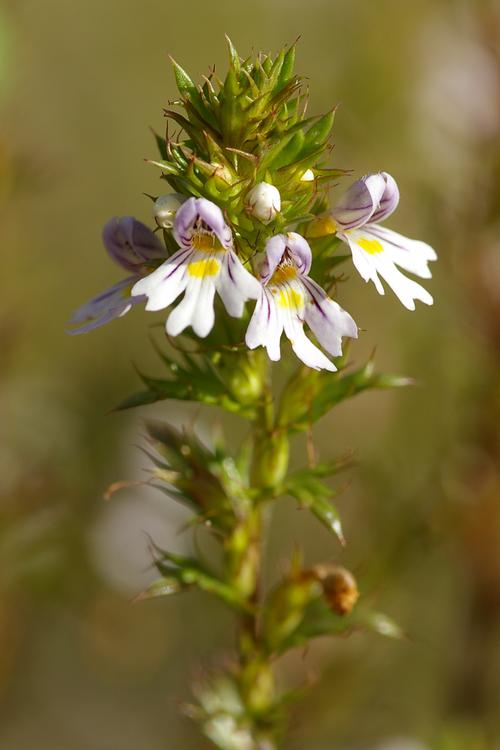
[282,467,347,545]
[139,546,251,612]
[278,599,403,652]
[278,357,413,431]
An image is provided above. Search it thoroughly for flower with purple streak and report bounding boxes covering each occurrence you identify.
[245,232,357,371]
[68,217,166,334]
[330,172,437,310]
[132,197,261,338]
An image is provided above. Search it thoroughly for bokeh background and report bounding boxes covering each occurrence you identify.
[1,0,500,747]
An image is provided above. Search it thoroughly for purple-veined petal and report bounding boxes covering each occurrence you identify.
[368,172,400,223]
[261,235,287,282]
[245,288,283,361]
[286,232,312,275]
[281,305,337,372]
[103,217,165,272]
[261,233,312,282]
[67,276,143,334]
[216,250,262,318]
[174,197,233,250]
[302,277,358,357]
[331,173,386,230]
[131,247,192,311]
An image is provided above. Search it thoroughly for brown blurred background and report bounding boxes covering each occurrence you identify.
[1,0,500,748]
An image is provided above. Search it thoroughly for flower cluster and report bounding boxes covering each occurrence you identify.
[69,174,436,371]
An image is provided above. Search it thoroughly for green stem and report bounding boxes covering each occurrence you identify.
[234,367,290,746]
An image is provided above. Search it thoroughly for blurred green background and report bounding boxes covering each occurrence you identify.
[1,0,500,747]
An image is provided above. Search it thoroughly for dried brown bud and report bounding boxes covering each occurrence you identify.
[313,564,359,615]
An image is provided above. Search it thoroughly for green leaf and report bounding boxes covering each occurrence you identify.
[277,598,403,653]
[276,44,296,91]
[225,35,241,76]
[359,609,405,639]
[151,547,252,612]
[135,576,183,601]
[282,466,348,545]
[278,357,413,431]
[299,110,336,157]
[267,130,305,171]
[170,58,219,131]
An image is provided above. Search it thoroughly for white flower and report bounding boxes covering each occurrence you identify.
[245,182,281,224]
[153,193,185,229]
[245,232,357,371]
[132,197,261,338]
[331,172,437,310]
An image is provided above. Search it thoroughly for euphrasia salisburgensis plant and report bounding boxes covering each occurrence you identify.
[68,39,437,750]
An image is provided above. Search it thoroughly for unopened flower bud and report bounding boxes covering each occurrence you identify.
[153,193,185,229]
[313,564,359,615]
[245,182,281,224]
[301,168,315,182]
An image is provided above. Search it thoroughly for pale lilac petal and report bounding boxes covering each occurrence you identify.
[286,233,312,275]
[172,197,198,247]
[245,289,283,361]
[174,197,233,250]
[331,173,386,230]
[302,277,358,357]
[131,247,191,311]
[103,217,165,272]
[67,276,142,334]
[262,233,312,282]
[216,251,262,318]
[369,172,400,223]
[261,235,288,282]
[196,198,233,248]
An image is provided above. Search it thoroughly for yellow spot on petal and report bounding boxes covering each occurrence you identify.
[271,265,298,285]
[307,215,337,238]
[192,233,223,252]
[275,287,303,310]
[357,237,384,255]
[188,258,220,278]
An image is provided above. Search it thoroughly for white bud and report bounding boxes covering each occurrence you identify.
[245,182,281,224]
[152,193,185,229]
[301,168,315,182]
